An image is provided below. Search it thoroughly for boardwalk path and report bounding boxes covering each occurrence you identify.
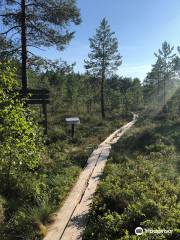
[44,116,137,240]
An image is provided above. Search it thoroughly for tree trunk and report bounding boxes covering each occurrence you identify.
[21,0,28,91]
[157,71,160,104]
[101,75,105,119]
[163,75,166,106]
[100,42,106,119]
[123,92,128,117]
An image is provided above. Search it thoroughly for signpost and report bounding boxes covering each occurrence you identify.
[18,88,50,134]
[65,117,80,138]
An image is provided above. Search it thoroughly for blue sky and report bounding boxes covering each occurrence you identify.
[34,0,180,80]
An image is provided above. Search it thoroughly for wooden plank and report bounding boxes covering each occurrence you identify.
[26,99,50,104]
[59,121,136,240]
[20,94,49,99]
[60,147,111,240]
[5,88,50,95]
[43,148,103,240]
[10,89,50,103]
[43,117,137,240]
[19,88,50,94]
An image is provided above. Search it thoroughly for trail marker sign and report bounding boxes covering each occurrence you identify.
[65,117,80,138]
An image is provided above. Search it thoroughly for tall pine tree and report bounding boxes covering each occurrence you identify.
[144,42,176,109]
[0,0,81,90]
[154,41,176,106]
[84,18,122,119]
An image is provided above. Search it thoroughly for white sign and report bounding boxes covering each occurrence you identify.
[65,117,80,125]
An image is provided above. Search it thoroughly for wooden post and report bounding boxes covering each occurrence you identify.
[42,103,48,135]
[72,124,75,138]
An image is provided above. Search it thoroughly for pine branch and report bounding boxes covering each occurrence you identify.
[1,26,20,35]
[27,44,45,51]
[0,13,18,17]
[28,21,54,42]
[6,0,21,6]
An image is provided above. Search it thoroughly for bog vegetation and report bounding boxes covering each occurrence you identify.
[83,117,180,239]
[0,1,180,240]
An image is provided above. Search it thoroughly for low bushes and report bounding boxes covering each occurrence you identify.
[83,121,180,240]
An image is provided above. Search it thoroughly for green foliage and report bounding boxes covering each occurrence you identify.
[0,0,81,54]
[105,76,144,116]
[0,63,44,196]
[84,18,122,77]
[0,63,49,238]
[0,62,84,239]
[83,120,180,240]
[48,166,80,204]
[143,41,180,116]
[85,18,122,118]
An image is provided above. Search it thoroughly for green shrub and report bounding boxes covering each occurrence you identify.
[83,121,180,240]
[48,166,80,204]
[0,63,45,194]
[0,63,48,239]
[48,125,67,142]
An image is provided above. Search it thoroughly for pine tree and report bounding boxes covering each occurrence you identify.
[84,18,122,119]
[144,57,164,105]
[154,41,176,106]
[0,0,81,90]
[144,42,176,110]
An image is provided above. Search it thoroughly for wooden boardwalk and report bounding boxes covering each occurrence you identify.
[44,117,137,240]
